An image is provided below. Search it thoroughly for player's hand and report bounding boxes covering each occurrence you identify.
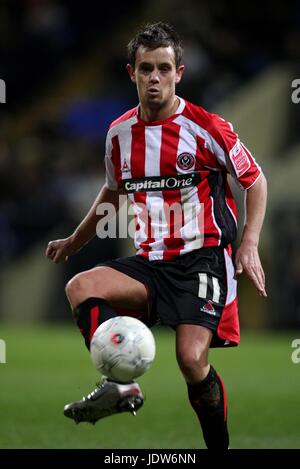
[235,241,267,297]
[45,236,80,264]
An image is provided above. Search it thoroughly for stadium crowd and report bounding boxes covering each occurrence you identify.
[0,0,299,283]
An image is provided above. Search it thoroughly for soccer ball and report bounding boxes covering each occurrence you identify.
[90,316,156,383]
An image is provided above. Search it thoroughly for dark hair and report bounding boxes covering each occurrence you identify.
[127,22,183,68]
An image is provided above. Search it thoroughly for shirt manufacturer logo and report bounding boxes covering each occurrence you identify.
[200,300,217,316]
[121,159,130,173]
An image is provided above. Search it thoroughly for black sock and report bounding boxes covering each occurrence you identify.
[73,298,117,350]
[187,365,229,450]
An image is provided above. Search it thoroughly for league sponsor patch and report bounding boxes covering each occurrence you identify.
[229,140,250,177]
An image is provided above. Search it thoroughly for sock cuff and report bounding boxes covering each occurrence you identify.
[73,297,109,319]
[188,365,218,397]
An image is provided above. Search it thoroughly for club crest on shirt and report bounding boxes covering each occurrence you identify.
[176,152,195,171]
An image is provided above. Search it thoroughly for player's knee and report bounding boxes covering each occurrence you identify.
[65,274,83,302]
[176,348,208,379]
[65,272,94,302]
[65,270,111,305]
[177,351,199,376]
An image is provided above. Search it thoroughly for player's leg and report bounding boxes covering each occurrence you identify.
[64,266,149,424]
[176,324,229,450]
[65,266,149,349]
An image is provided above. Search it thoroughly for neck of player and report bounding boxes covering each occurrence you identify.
[140,96,179,122]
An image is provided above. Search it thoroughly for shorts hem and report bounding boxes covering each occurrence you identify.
[163,320,238,348]
[162,318,217,329]
[97,259,156,326]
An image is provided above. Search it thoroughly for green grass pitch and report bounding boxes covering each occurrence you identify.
[0,324,299,448]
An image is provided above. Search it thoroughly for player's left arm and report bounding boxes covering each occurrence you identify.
[206,111,268,296]
[235,173,268,297]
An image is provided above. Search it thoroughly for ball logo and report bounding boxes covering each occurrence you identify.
[176,152,195,171]
[111,333,125,345]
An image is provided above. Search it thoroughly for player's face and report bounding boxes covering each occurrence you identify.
[127,46,184,118]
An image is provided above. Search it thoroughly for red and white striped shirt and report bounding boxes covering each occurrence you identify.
[105,97,261,261]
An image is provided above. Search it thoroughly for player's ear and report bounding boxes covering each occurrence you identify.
[175,64,185,84]
[127,64,136,83]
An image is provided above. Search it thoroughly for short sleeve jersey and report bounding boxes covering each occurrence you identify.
[104,97,261,261]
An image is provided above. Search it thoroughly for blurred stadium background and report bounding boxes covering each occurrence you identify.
[1,0,300,449]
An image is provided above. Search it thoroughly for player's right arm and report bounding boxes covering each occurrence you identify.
[45,184,121,263]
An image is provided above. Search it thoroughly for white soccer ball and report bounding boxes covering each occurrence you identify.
[90,316,156,383]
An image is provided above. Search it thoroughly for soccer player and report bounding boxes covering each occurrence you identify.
[46,22,267,450]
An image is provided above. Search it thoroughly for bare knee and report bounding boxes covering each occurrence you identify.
[176,324,212,383]
[65,266,148,312]
[177,347,209,382]
[65,269,109,308]
[65,273,84,304]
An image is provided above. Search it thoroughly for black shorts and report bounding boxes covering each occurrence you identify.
[101,246,240,348]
